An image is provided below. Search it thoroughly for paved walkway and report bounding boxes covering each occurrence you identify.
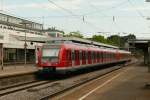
[85,64,150,100]
[0,64,38,78]
[56,63,150,100]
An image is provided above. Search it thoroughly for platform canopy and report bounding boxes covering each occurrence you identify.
[48,37,119,49]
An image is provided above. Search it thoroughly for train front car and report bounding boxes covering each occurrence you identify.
[38,37,132,74]
[40,44,61,72]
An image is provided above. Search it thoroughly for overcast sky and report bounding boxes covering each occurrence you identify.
[1,0,150,38]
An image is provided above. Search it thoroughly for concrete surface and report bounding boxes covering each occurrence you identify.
[53,64,150,100]
[0,64,38,78]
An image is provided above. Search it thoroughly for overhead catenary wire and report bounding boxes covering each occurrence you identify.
[127,0,145,18]
[127,0,150,32]
[47,0,78,17]
[83,0,129,16]
[47,0,105,32]
[86,0,124,35]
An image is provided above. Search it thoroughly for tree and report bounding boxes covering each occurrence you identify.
[107,34,136,47]
[90,35,108,44]
[107,35,121,46]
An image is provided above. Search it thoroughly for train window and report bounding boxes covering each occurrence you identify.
[92,51,95,60]
[104,52,106,59]
[97,52,99,59]
[85,51,88,59]
[68,50,71,61]
[93,51,95,60]
[111,53,112,59]
[75,50,79,61]
[79,50,82,60]
[82,51,85,60]
[88,51,91,60]
[91,51,93,60]
[94,51,96,60]
[66,50,69,61]
[100,52,102,59]
[103,52,105,59]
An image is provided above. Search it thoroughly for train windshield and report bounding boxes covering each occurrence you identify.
[42,48,59,57]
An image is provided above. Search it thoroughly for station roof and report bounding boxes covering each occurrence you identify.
[17,36,119,49]
[128,39,150,50]
[48,37,119,49]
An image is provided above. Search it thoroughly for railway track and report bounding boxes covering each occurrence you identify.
[0,61,135,100]
[0,80,52,97]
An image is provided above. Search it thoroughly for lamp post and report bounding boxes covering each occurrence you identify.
[20,21,32,65]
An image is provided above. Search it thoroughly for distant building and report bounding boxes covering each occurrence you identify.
[47,31,63,38]
[44,30,63,38]
[0,12,49,65]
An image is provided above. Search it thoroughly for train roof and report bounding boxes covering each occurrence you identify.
[47,37,119,49]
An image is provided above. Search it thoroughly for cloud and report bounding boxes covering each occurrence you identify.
[4,0,84,11]
[91,1,117,7]
[120,5,150,11]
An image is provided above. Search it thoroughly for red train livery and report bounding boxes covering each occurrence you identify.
[37,38,131,74]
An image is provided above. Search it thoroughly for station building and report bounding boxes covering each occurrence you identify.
[0,12,50,65]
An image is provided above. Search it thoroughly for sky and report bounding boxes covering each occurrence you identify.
[0,0,150,38]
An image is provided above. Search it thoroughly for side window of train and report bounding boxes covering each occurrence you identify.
[92,51,94,60]
[91,51,93,60]
[93,51,95,60]
[68,50,71,61]
[79,50,82,60]
[85,51,88,59]
[97,52,99,59]
[75,50,79,60]
[88,51,91,59]
[82,50,85,60]
[100,52,102,59]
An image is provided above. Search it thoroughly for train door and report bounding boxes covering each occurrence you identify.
[100,51,102,63]
[75,50,80,65]
[91,51,94,64]
[103,52,106,63]
[82,50,86,65]
[85,51,88,64]
[72,49,75,66]
[66,50,69,67]
[97,51,99,63]
[94,51,97,63]
[79,50,82,65]
[66,49,72,67]
[35,46,42,67]
[116,51,120,61]
[88,51,91,64]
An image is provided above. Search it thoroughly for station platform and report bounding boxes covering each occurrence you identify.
[55,63,150,100]
[0,64,38,78]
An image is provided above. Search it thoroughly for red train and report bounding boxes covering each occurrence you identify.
[37,37,131,74]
